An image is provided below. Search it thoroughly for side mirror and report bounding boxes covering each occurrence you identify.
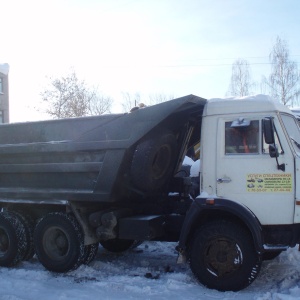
[263,118,275,145]
[269,144,279,158]
[263,118,285,171]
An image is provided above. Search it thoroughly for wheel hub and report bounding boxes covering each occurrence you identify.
[56,235,68,249]
[205,238,242,277]
[44,227,69,259]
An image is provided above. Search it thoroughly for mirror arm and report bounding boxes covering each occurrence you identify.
[275,156,285,171]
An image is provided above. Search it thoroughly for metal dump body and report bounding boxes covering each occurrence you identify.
[0,95,206,203]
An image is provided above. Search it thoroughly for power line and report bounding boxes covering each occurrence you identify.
[158,55,300,63]
[156,62,274,68]
[97,61,300,69]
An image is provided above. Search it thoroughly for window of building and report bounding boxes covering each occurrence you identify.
[225,120,259,154]
[0,111,3,123]
[0,77,3,93]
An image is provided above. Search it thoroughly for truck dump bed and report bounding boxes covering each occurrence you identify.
[0,95,206,203]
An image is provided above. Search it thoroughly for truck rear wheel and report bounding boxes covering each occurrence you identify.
[0,211,27,267]
[13,212,35,261]
[34,212,85,272]
[130,129,177,191]
[82,243,98,265]
[189,220,262,291]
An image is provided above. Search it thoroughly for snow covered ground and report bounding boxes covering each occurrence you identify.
[1,241,300,300]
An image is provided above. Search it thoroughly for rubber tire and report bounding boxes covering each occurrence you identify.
[34,212,85,273]
[0,211,27,267]
[189,220,262,291]
[82,243,99,265]
[100,239,135,253]
[262,251,282,261]
[130,129,177,191]
[13,212,35,261]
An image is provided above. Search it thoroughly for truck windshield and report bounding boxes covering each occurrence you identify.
[281,114,300,156]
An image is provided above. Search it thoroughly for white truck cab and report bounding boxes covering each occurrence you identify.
[201,95,300,225]
[178,95,300,291]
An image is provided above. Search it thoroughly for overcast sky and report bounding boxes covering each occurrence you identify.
[1,0,300,122]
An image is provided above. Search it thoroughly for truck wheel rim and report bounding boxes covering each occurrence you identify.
[204,237,242,277]
[43,227,69,260]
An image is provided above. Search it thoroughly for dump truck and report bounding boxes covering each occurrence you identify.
[0,94,300,291]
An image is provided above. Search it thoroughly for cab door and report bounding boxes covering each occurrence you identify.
[280,113,300,224]
[216,115,295,225]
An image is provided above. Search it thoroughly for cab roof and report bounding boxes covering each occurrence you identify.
[205,94,292,116]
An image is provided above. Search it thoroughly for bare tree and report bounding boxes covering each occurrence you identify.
[41,71,88,118]
[227,59,253,97]
[88,91,113,115]
[121,92,141,112]
[263,36,300,106]
[121,92,175,112]
[148,93,175,105]
[40,71,113,118]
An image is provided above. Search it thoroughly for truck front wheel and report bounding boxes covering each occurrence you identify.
[189,220,262,291]
[34,212,85,273]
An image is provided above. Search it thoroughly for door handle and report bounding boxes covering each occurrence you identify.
[217,177,232,183]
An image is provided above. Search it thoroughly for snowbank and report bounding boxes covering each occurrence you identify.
[1,242,300,300]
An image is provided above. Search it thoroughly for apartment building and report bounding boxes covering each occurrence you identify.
[0,63,9,123]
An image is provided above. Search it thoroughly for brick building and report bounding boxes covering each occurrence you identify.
[0,63,9,123]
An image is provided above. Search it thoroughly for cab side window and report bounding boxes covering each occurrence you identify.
[225,120,259,154]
